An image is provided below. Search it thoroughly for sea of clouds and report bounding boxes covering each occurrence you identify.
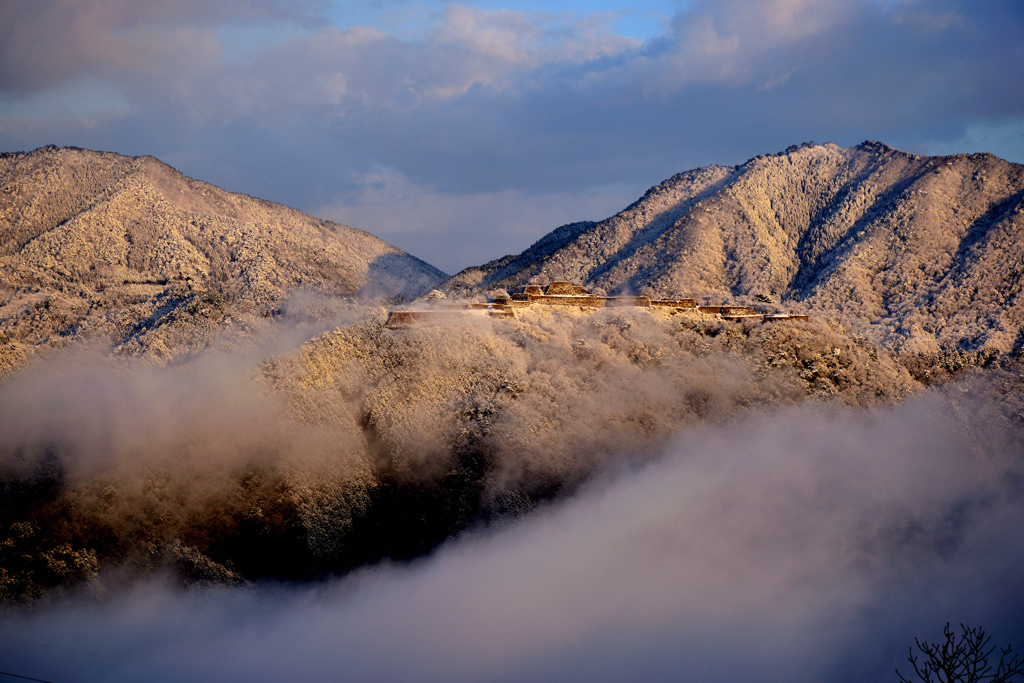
[3,384,1023,682]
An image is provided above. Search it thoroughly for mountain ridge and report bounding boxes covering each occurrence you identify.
[444,141,1024,356]
[0,145,446,374]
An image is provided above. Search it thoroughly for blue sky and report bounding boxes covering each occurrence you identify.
[319,0,677,41]
[1,0,1022,273]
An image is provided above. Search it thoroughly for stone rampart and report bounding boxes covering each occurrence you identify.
[698,305,755,316]
[386,281,807,328]
[650,298,696,309]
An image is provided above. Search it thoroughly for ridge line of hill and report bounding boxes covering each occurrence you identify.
[443,141,1024,356]
[0,145,446,374]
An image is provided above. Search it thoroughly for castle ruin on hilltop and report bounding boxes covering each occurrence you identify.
[385,281,808,328]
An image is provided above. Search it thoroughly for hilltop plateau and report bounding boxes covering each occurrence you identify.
[446,142,1024,363]
[0,146,445,375]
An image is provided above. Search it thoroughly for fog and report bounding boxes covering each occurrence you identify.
[3,385,1023,682]
[0,304,919,598]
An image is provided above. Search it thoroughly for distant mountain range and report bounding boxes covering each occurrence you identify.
[0,146,445,372]
[445,142,1024,356]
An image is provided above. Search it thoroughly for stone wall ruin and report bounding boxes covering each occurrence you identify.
[385,281,808,328]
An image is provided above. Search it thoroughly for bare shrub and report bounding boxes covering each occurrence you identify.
[898,624,1024,683]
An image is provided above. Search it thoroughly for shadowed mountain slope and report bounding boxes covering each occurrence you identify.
[446,142,1024,355]
[0,146,446,373]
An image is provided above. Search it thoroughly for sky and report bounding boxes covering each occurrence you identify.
[1,0,1023,274]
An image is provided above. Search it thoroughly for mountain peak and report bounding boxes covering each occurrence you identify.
[445,142,1024,355]
[0,146,446,372]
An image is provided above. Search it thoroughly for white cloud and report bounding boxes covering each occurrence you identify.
[0,0,327,94]
[3,393,1024,682]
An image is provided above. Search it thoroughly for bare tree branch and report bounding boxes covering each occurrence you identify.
[897,624,1024,683]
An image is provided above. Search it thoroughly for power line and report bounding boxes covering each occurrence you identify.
[0,632,188,677]
[0,671,57,683]
[0,633,118,661]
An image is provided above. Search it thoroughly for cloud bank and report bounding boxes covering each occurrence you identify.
[3,387,1023,682]
[2,0,1023,272]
